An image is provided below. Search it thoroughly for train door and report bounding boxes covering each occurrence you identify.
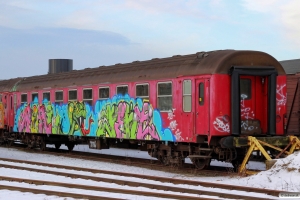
[7,93,15,130]
[195,79,210,134]
[0,94,3,129]
[2,93,8,127]
[231,66,277,135]
[240,76,267,134]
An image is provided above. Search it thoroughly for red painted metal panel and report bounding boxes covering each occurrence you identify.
[195,78,210,135]
[210,75,231,136]
[0,102,3,129]
[239,75,266,134]
[7,93,14,128]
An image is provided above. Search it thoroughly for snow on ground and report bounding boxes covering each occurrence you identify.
[221,151,300,192]
[0,145,299,199]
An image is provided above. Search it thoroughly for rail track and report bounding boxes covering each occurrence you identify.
[6,144,235,177]
[0,157,282,200]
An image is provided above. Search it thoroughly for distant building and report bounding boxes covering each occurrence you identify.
[280,59,300,74]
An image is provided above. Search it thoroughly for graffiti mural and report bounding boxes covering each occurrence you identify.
[13,95,177,141]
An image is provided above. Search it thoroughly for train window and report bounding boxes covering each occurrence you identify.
[55,91,63,104]
[117,85,128,96]
[68,90,77,101]
[0,94,2,102]
[183,80,192,112]
[136,84,149,100]
[21,94,27,104]
[32,93,38,102]
[157,82,172,111]
[99,87,110,100]
[199,83,204,105]
[83,88,93,105]
[43,92,50,102]
[240,79,251,100]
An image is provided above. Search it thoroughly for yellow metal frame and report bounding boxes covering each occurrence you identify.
[238,136,300,175]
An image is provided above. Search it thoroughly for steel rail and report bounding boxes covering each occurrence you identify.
[0,157,282,196]
[5,145,233,176]
[0,184,124,200]
[0,177,217,200]
[0,162,276,200]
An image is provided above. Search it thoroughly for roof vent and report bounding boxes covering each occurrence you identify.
[197,52,209,59]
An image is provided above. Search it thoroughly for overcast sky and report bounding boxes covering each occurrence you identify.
[0,0,299,80]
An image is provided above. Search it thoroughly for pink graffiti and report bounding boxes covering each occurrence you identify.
[38,105,52,134]
[134,103,159,140]
[18,105,31,132]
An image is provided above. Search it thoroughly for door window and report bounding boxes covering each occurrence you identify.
[183,80,191,112]
[240,79,251,100]
[199,83,204,105]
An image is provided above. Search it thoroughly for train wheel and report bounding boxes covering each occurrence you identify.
[55,143,61,150]
[158,155,170,166]
[6,140,13,147]
[192,158,210,170]
[40,140,46,151]
[67,143,75,151]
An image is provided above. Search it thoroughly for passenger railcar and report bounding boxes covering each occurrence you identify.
[0,50,287,169]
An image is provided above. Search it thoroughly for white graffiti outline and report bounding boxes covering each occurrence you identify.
[213,116,230,133]
[167,108,182,141]
[240,94,256,131]
[276,84,286,106]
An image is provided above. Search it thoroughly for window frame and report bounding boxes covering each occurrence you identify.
[21,93,27,104]
[199,82,204,106]
[31,92,39,102]
[136,83,149,100]
[116,85,128,96]
[55,90,64,104]
[43,91,51,102]
[183,79,192,112]
[99,86,110,100]
[240,78,252,100]
[83,88,93,105]
[157,81,172,112]
[68,89,77,101]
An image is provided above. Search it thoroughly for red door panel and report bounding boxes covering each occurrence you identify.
[240,76,267,134]
[0,102,3,129]
[195,79,210,135]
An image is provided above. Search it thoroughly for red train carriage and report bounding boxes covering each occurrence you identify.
[0,50,287,169]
